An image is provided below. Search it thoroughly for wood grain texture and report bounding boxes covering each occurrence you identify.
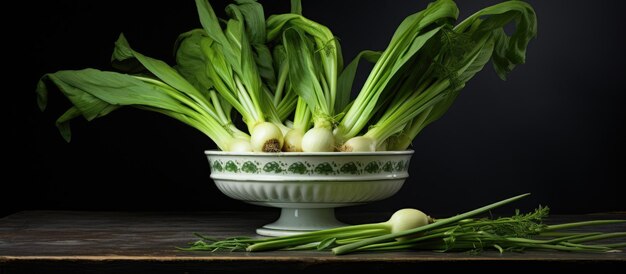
[1,211,625,273]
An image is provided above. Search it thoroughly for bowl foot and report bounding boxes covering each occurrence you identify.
[256,208,347,236]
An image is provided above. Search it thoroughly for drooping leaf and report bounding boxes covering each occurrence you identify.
[55,107,85,142]
[386,1,537,150]
[232,0,265,44]
[455,0,537,80]
[195,0,239,66]
[37,69,231,148]
[173,29,214,92]
[425,1,537,129]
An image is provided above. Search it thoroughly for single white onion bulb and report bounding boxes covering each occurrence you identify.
[301,127,335,152]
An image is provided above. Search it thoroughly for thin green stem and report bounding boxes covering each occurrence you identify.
[234,76,260,123]
[246,223,387,252]
[209,90,229,124]
[515,243,607,252]
[293,97,311,130]
[601,242,626,249]
[364,80,449,143]
[285,242,320,251]
[332,193,531,255]
[544,220,626,232]
[560,242,611,250]
[542,233,602,244]
[567,232,626,244]
[327,229,388,245]
[274,62,288,106]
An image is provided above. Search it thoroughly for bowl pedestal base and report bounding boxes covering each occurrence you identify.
[255,207,348,237]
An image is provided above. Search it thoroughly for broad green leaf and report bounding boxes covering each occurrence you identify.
[267,13,340,121]
[282,28,326,114]
[224,15,245,74]
[227,1,276,91]
[336,50,381,113]
[55,107,86,142]
[42,69,187,113]
[195,0,238,65]
[340,26,449,139]
[37,69,233,149]
[266,14,300,42]
[385,1,537,149]
[455,0,537,80]
[231,0,265,44]
[253,44,276,92]
[173,29,214,92]
[203,43,246,119]
[239,21,263,110]
[272,45,287,73]
[338,0,459,139]
[112,34,223,121]
[174,29,240,127]
[424,1,537,127]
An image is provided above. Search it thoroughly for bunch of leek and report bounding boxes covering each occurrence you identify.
[337,0,537,151]
[38,0,537,153]
[183,194,626,255]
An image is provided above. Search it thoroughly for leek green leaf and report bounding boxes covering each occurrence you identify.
[174,29,214,92]
[336,50,380,113]
[282,28,325,114]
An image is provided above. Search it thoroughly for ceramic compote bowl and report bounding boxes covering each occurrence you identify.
[205,150,414,236]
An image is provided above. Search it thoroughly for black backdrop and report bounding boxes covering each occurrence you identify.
[4,0,625,218]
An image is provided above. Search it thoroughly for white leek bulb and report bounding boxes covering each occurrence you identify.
[228,139,253,152]
[283,128,304,152]
[250,122,284,152]
[385,208,430,241]
[339,136,376,152]
[301,127,335,152]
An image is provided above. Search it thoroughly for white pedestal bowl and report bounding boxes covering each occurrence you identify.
[205,150,414,236]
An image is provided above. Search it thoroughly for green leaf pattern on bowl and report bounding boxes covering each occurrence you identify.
[382,161,394,172]
[212,160,223,172]
[242,161,258,173]
[288,162,307,174]
[395,160,405,171]
[314,162,335,175]
[263,161,284,173]
[225,160,238,172]
[364,162,380,173]
[340,162,359,174]
[210,159,408,175]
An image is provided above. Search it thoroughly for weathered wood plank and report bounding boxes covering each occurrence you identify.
[1,211,625,272]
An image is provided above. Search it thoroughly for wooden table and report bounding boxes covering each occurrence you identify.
[1,211,624,273]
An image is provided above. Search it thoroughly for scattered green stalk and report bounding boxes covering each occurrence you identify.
[332,193,530,254]
[183,193,624,255]
[543,220,626,231]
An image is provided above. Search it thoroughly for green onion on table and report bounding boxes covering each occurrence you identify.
[182,193,626,255]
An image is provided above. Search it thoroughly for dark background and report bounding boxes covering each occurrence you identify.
[4,0,625,218]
